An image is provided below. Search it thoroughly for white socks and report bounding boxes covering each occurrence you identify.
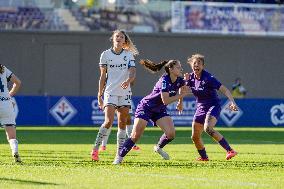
[126,125,133,138]
[93,127,108,150]
[102,127,112,146]
[9,139,18,155]
[116,129,126,155]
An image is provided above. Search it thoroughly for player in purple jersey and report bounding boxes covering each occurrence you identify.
[112,59,190,164]
[185,54,238,161]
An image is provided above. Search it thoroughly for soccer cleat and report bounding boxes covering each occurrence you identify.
[226,150,238,160]
[13,153,22,163]
[196,157,209,161]
[99,146,107,151]
[91,149,99,161]
[131,145,140,151]
[154,146,170,160]
[112,156,123,165]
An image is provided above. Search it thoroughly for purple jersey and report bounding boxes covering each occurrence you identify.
[138,74,185,112]
[187,70,222,104]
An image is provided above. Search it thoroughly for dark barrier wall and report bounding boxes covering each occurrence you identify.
[0,31,283,97]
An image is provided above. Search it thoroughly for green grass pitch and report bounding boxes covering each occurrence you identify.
[0,127,283,189]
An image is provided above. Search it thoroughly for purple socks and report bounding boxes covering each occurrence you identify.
[198,148,208,159]
[119,138,135,157]
[218,137,232,152]
[157,133,173,148]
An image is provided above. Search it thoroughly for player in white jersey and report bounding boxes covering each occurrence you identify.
[0,64,22,162]
[91,30,139,162]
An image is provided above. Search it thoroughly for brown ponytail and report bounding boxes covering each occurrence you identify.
[140,59,180,75]
[139,59,168,73]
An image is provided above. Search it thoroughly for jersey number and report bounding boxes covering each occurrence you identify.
[125,95,131,101]
[0,78,4,92]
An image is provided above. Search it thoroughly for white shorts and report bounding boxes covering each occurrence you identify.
[0,100,16,126]
[103,94,131,109]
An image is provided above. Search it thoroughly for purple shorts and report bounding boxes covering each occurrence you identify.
[193,103,221,124]
[135,104,169,126]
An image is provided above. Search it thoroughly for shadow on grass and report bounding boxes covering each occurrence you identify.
[0,129,283,144]
[0,177,59,185]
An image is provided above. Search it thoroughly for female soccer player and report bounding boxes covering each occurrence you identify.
[113,59,190,164]
[0,64,22,162]
[186,54,238,161]
[91,30,138,161]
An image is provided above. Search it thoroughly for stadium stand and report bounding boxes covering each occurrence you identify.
[0,0,283,33]
[0,0,68,30]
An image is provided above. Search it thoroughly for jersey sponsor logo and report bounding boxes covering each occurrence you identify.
[50,97,77,125]
[169,90,177,96]
[109,63,127,70]
[270,103,284,126]
[220,100,243,126]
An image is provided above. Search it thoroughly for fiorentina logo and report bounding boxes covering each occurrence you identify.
[50,97,77,125]
[220,101,243,126]
[270,103,284,126]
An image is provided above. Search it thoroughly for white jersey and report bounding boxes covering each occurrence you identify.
[99,49,135,96]
[0,66,15,125]
[0,66,13,98]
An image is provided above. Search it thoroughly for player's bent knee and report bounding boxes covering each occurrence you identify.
[204,127,215,136]
[167,133,175,140]
[102,121,113,128]
[191,134,202,142]
[118,119,127,126]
